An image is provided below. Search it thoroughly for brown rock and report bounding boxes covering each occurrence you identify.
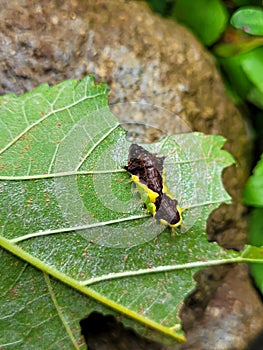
[178,265,263,350]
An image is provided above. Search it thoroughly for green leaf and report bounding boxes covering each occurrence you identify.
[249,262,263,293]
[220,53,254,99]
[243,152,263,295]
[241,245,263,295]
[0,249,89,349]
[243,210,263,294]
[172,0,228,46]
[220,48,263,105]
[242,245,263,259]
[248,208,263,246]
[247,86,263,108]
[0,76,248,347]
[231,6,263,35]
[243,153,263,206]
[241,47,263,94]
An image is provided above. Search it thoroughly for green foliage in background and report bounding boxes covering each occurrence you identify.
[148,0,263,111]
[243,155,263,293]
[231,6,263,35]
[172,0,229,46]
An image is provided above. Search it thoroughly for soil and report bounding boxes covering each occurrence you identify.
[0,0,262,349]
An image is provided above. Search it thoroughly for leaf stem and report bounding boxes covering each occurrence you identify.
[0,236,186,343]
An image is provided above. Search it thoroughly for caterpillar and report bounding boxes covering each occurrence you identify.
[124,144,183,228]
[124,144,164,208]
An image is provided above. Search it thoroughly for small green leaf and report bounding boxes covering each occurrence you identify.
[243,153,263,206]
[248,208,263,246]
[247,86,263,108]
[172,0,228,46]
[242,245,263,259]
[220,53,253,99]
[243,210,263,294]
[250,262,263,293]
[241,47,263,94]
[0,76,241,347]
[220,47,263,105]
[243,145,263,296]
[231,6,263,35]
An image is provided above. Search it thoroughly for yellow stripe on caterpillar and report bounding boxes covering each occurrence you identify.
[161,169,174,199]
[159,205,183,228]
[131,175,159,203]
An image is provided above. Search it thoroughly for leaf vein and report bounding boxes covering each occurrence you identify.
[0,91,106,155]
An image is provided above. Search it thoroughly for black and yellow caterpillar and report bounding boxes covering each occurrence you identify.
[124,144,183,228]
